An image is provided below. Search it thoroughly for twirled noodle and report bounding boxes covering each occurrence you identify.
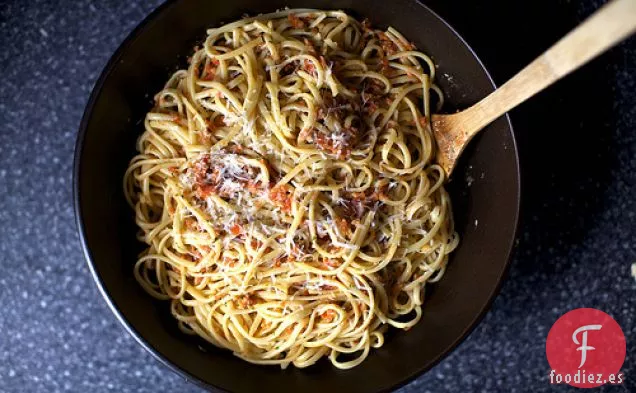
[124,9,459,370]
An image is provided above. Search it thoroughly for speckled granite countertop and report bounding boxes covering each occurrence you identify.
[0,0,634,392]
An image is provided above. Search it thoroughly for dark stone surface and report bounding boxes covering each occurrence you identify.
[0,0,633,392]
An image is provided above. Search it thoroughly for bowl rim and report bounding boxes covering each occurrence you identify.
[73,1,521,391]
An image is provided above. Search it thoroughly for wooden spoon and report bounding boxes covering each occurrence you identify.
[432,0,636,177]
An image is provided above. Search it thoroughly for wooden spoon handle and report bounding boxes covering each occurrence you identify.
[459,0,636,134]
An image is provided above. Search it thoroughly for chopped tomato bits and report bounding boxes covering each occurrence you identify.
[269,185,293,212]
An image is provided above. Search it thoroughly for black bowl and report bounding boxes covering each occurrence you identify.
[74,0,520,391]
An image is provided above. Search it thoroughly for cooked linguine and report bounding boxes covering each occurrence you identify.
[124,9,458,369]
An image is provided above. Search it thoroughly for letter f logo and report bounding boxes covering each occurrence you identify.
[572,324,602,368]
